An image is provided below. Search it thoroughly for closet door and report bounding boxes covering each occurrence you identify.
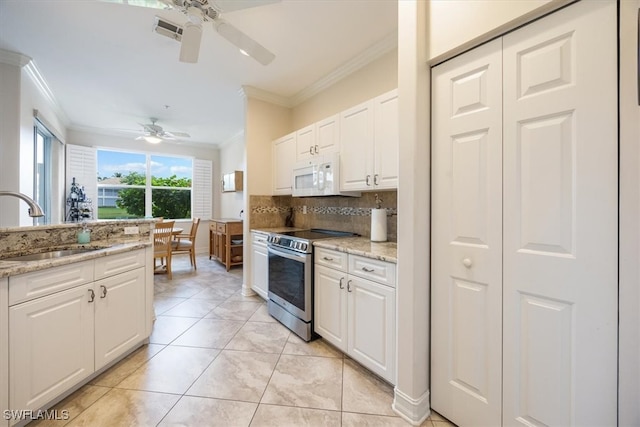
[502,1,618,426]
[431,39,503,427]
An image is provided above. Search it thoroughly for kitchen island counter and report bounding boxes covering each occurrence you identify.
[313,237,397,263]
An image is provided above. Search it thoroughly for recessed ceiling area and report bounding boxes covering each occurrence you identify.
[0,0,398,145]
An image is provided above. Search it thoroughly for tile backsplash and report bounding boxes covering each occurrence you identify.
[250,191,397,241]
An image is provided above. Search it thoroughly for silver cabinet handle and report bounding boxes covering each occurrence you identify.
[309,146,314,155]
[88,289,95,303]
[221,179,225,190]
[374,174,379,185]
[314,145,319,154]
[362,267,375,273]
[323,256,334,261]
[347,280,352,292]
[339,277,345,289]
[366,175,371,186]
[100,285,108,298]
[463,258,472,268]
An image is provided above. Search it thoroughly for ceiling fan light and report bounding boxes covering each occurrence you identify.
[143,135,162,144]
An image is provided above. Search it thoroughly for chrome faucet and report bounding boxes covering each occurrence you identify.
[0,191,45,217]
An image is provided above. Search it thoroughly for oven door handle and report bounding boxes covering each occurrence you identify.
[268,245,309,261]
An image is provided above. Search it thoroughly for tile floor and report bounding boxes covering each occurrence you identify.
[32,254,456,427]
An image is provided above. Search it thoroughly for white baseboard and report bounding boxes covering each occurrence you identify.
[392,387,431,425]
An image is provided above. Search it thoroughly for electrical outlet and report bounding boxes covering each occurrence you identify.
[124,226,139,235]
[302,205,307,215]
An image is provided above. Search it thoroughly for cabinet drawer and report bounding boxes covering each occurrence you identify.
[94,249,145,280]
[9,260,94,306]
[227,222,243,235]
[348,255,396,287]
[210,223,217,232]
[216,223,227,233]
[252,232,268,247]
[315,248,348,272]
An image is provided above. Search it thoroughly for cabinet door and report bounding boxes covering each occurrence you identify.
[10,284,94,411]
[314,265,348,352]
[373,89,399,189]
[0,278,7,426]
[316,114,340,155]
[502,2,617,425]
[251,236,269,300]
[347,276,395,383]
[273,133,297,195]
[431,39,503,427]
[295,125,315,161]
[340,100,374,191]
[94,268,146,370]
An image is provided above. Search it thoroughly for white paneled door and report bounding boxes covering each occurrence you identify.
[502,1,617,426]
[431,1,618,426]
[431,38,504,427]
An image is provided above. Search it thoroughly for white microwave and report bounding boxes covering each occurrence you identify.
[291,152,360,197]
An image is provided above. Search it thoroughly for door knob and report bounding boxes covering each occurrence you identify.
[462,258,472,268]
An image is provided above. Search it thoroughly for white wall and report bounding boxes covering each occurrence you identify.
[219,132,245,219]
[619,0,640,424]
[68,129,218,254]
[0,61,22,227]
[428,0,566,62]
[292,49,398,129]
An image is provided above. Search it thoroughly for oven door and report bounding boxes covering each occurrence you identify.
[267,245,312,322]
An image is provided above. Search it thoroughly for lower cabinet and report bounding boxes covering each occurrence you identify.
[6,249,147,418]
[314,249,396,383]
[251,231,269,300]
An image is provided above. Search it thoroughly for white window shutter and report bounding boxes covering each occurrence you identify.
[193,159,212,219]
[65,144,97,216]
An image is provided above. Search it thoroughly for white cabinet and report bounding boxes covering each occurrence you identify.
[340,89,398,191]
[296,115,340,161]
[314,248,396,383]
[94,267,146,370]
[251,231,269,300]
[6,249,148,415]
[10,283,95,413]
[0,278,8,427]
[272,132,297,195]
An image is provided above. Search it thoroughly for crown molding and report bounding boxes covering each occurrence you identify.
[240,86,292,108]
[23,62,70,125]
[290,31,398,107]
[0,48,31,67]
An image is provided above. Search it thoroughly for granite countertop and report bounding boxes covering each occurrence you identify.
[314,237,397,263]
[0,241,151,278]
[0,219,156,233]
[211,218,243,223]
[251,227,306,234]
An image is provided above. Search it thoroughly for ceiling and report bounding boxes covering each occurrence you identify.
[0,0,398,146]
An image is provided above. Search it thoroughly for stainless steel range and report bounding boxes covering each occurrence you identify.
[266,229,357,341]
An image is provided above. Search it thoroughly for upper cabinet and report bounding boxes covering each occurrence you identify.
[296,114,340,161]
[272,132,296,195]
[222,170,243,192]
[272,89,398,195]
[340,89,398,191]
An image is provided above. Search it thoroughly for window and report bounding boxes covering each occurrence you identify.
[97,150,192,220]
[34,122,52,225]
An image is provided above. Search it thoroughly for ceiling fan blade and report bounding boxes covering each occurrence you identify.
[211,0,280,13]
[179,22,203,63]
[99,0,169,10]
[165,131,191,138]
[213,18,275,65]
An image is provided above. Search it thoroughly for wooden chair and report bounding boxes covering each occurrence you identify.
[153,220,175,279]
[171,217,201,269]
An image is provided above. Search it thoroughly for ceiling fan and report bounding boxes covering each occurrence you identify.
[103,0,278,65]
[136,118,190,143]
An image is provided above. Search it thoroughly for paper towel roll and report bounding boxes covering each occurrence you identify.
[371,208,387,242]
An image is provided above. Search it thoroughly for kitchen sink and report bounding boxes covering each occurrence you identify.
[2,248,103,262]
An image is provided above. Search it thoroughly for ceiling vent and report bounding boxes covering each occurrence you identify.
[154,16,183,41]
